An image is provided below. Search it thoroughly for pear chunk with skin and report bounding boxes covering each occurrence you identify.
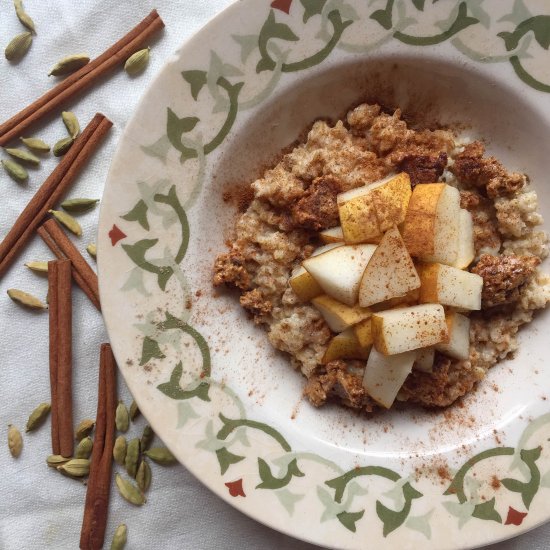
[371,173,413,233]
[436,312,471,360]
[320,226,344,244]
[289,242,343,301]
[311,295,372,333]
[372,304,448,355]
[414,347,435,373]
[337,183,379,243]
[417,263,483,311]
[402,183,461,265]
[453,209,475,269]
[322,327,371,364]
[354,318,373,348]
[358,226,420,307]
[337,173,412,244]
[362,348,416,408]
[303,244,376,306]
[370,288,420,312]
[289,266,323,302]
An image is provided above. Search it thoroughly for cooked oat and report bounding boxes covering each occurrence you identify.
[214,104,550,412]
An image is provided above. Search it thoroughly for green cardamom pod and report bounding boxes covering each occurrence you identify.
[7,288,47,309]
[26,402,51,432]
[2,159,28,182]
[144,447,177,465]
[57,458,90,478]
[46,454,71,467]
[129,399,140,421]
[115,474,146,506]
[8,424,23,458]
[113,435,127,466]
[14,0,35,34]
[48,210,82,236]
[75,419,95,441]
[25,261,49,273]
[21,137,50,153]
[115,401,129,433]
[53,136,74,157]
[62,111,80,139]
[140,424,154,451]
[75,436,93,459]
[110,524,128,550]
[124,47,150,76]
[125,438,140,478]
[5,147,40,165]
[60,198,99,212]
[86,243,97,258]
[48,54,90,76]
[4,31,32,61]
[136,459,151,493]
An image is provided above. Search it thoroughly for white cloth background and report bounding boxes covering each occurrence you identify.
[0,1,549,548]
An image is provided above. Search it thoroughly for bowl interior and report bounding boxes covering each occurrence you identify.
[193,54,549,464]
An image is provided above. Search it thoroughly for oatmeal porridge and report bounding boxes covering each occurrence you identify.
[213,103,550,413]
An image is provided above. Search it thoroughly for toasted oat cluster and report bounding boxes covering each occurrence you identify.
[213,103,550,412]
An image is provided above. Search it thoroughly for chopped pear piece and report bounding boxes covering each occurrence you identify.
[362,348,416,408]
[358,226,420,307]
[354,318,373,348]
[311,295,372,333]
[414,347,435,373]
[337,184,380,243]
[289,266,323,302]
[319,226,344,244]
[371,172,412,234]
[371,173,413,233]
[372,304,448,355]
[435,312,471,360]
[290,242,343,301]
[417,263,483,311]
[454,209,475,269]
[337,173,412,244]
[402,183,460,265]
[370,288,420,312]
[322,327,371,364]
[303,244,376,306]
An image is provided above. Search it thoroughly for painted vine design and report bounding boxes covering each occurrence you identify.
[151,0,550,172]
[150,308,550,536]
[152,312,428,536]
[443,446,544,526]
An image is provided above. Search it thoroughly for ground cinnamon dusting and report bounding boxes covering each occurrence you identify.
[223,182,255,212]
[437,466,451,482]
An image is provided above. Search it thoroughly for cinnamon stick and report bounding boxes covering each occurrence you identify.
[0,10,163,146]
[80,343,117,550]
[57,260,73,457]
[0,114,112,277]
[48,261,60,456]
[38,219,101,310]
[48,259,74,457]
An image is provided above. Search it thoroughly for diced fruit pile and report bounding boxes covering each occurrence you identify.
[289,173,483,409]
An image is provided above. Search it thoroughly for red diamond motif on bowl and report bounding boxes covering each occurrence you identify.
[505,507,527,526]
[225,478,246,497]
[108,224,127,246]
[270,0,292,14]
